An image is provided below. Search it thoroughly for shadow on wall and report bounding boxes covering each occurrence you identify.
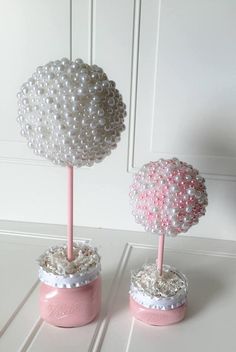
[184,113,236,238]
[185,266,224,321]
[188,113,236,159]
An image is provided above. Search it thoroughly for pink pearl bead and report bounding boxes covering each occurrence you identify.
[130,158,207,236]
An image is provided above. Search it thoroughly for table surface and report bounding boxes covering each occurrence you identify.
[0,220,235,352]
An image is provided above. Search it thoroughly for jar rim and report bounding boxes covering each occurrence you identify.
[39,262,101,288]
[130,264,188,310]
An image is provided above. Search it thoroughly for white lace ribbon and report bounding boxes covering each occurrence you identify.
[130,265,188,310]
[39,263,101,288]
[130,284,187,310]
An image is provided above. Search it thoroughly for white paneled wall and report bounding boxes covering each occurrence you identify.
[0,0,236,241]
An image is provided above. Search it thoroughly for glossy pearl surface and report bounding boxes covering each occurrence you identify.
[17,58,126,167]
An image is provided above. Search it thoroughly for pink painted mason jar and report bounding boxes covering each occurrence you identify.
[38,243,101,327]
[129,264,188,326]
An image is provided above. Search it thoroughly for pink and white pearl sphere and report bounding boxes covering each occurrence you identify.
[129,158,208,236]
[17,58,126,167]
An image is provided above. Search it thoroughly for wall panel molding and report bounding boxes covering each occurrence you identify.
[0,0,71,166]
[129,0,236,182]
[1,0,236,239]
[127,0,142,172]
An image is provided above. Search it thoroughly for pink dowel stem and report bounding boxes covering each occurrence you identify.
[157,234,165,276]
[67,166,74,261]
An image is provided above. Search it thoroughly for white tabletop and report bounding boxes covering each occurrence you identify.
[0,220,235,352]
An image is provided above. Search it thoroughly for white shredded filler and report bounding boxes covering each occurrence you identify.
[131,264,186,298]
[38,242,100,276]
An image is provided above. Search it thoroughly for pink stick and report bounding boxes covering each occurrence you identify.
[157,234,165,276]
[67,166,74,261]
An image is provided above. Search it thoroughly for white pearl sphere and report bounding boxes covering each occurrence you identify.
[17,58,126,167]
